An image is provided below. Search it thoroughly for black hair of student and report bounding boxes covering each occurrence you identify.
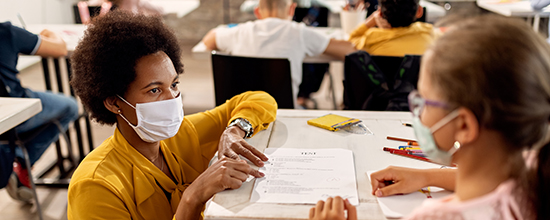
[379,0,419,28]
[428,15,550,220]
[70,11,183,125]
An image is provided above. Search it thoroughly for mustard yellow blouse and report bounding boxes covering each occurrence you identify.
[67,91,277,220]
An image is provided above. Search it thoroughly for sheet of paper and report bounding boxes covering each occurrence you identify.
[251,148,359,205]
[366,170,453,218]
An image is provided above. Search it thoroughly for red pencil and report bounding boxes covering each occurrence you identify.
[384,147,432,162]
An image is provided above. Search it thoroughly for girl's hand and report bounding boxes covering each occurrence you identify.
[218,126,268,167]
[309,196,357,220]
[370,166,430,197]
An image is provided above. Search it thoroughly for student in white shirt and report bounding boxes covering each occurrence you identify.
[202,0,355,107]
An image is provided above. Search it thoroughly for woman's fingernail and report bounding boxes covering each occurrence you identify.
[260,172,265,177]
[375,190,383,197]
[258,161,264,166]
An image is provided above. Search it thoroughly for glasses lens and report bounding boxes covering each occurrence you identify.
[408,91,424,116]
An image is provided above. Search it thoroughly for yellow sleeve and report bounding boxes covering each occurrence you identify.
[67,178,131,220]
[348,24,370,47]
[185,91,277,155]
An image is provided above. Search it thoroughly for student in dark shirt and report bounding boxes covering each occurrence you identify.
[0,22,78,202]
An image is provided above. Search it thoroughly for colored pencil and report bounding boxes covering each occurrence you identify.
[383,147,432,162]
[387,136,417,143]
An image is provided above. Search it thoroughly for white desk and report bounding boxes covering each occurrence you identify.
[149,0,200,18]
[240,0,446,23]
[192,27,345,63]
[477,0,550,32]
[0,98,42,135]
[204,109,443,220]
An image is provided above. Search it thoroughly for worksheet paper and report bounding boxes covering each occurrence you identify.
[251,148,359,205]
[366,170,453,218]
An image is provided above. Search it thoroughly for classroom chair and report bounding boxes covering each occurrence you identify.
[37,57,95,186]
[343,50,421,111]
[0,79,68,220]
[211,52,295,109]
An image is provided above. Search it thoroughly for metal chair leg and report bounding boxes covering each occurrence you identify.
[326,71,337,110]
[19,145,44,220]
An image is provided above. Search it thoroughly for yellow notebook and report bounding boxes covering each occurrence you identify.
[307,114,362,131]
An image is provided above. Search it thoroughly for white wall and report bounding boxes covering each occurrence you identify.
[0,0,78,25]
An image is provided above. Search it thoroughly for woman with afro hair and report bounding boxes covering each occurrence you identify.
[67,11,277,220]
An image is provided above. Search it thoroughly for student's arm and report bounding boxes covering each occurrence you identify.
[370,166,456,197]
[323,39,357,60]
[348,10,390,45]
[35,29,67,58]
[202,29,218,51]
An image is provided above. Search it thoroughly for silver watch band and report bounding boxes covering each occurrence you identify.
[227,118,254,138]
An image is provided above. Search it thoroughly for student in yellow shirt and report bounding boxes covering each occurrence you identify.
[348,0,433,57]
[67,11,277,220]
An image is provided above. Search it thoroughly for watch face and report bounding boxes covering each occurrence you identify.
[238,120,251,131]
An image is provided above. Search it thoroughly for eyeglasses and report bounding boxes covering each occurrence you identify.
[408,90,450,117]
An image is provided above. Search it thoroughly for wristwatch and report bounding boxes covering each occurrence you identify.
[227,118,254,138]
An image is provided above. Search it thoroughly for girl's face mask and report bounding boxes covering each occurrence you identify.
[117,94,184,143]
[408,90,460,166]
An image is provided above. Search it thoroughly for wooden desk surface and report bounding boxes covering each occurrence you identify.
[0,98,42,135]
[204,110,442,220]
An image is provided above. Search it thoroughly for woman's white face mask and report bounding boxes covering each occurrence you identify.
[117,94,184,143]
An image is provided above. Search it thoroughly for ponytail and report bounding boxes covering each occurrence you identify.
[534,142,550,220]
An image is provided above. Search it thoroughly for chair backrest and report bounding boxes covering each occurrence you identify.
[211,53,294,109]
[0,76,9,97]
[343,50,421,111]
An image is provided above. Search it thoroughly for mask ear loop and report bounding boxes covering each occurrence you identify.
[430,110,460,133]
[118,109,138,127]
[116,94,136,109]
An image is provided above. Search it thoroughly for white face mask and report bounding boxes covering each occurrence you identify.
[116,94,184,143]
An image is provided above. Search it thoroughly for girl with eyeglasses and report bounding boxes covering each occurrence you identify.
[310,15,550,220]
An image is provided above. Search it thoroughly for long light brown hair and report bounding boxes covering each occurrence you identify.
[427,15,550,220]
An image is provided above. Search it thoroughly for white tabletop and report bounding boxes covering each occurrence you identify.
[192,27,345,63]
[149,0,200,18]
[204,109,443,220]
[477,0,550,17]
[0,98,42,135]
[240,0,445,22]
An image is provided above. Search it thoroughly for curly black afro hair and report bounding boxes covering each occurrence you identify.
[70,11,183,125]
[380,0,420,28]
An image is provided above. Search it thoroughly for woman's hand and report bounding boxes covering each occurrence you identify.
[177,157,264,219]
[309,196,357,220]
[218,126,268,167]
